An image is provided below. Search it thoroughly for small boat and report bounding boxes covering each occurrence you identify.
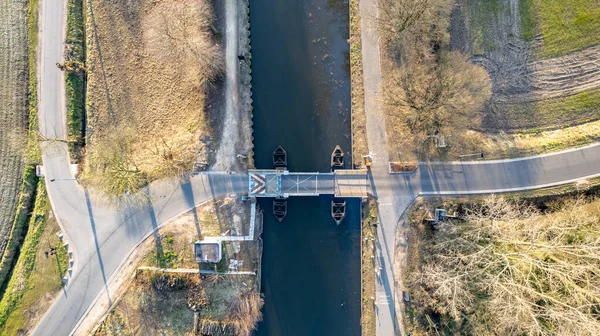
[273,146,287,169]
[331,145,344,170]
[273,199,287,222]
[331,199,346,225]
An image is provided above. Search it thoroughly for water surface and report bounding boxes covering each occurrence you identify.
[250,0,359,334]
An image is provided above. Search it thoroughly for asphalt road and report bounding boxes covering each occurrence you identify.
[33,0,600,335]
[32,1,247,334]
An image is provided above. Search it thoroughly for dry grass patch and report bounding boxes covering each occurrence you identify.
[84,0,222,196]
[361,199,377,336]
[95,270,262,336]
[451,120,600,160]
[349,0,367,168]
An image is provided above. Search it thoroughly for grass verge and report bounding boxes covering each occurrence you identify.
[361,199,377,336]
[350,0,367,168]
[27,0,40,161]
[65,0,86,161]
[0,0,43,298]
[0,182,69,335]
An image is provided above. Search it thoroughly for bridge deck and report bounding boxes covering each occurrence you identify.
[334,170,370,197]
[249,170,370,198]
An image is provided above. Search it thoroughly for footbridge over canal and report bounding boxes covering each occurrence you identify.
[248,169,370,198]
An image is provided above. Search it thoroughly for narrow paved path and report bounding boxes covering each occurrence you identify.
[358,0,406,333]
[33,0,600,335]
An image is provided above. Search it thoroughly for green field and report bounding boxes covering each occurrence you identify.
[521,0,600,57]
[501,89,600,130]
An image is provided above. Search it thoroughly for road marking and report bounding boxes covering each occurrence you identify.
[421,172,600,196]
[425,142,600,165]
[376,293,391,305]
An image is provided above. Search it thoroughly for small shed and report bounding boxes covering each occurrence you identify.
[194,240,222,263]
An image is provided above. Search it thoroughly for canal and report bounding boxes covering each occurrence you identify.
[249,0,361,334]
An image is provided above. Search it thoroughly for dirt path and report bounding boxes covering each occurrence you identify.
[0,0,29,258]
[211,0,253,172]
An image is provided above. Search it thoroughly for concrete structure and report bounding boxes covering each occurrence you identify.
[248,169,369,198]
[193,241,222,263]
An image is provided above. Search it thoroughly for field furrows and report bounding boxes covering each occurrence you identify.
[0,0,30,259]
[499,44,600,104]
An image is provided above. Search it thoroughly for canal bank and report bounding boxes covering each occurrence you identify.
[249,0,360,334]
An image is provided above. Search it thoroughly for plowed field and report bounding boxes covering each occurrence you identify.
[0,0,29,259]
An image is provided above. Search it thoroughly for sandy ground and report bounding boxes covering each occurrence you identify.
[210,0,253,172]
[0,0,29,259]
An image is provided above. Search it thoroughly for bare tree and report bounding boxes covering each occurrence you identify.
[410,196,600,335]
[385,53,491,155]
[377,0,432,52]
[84,129,146,197]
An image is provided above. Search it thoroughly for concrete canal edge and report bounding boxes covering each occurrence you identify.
[240,0,255,169]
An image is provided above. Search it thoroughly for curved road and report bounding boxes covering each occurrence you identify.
[33,0,600,335]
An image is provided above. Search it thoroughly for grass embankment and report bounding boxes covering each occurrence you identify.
[0,166,39,294]
[65,0,86,161]
[349,0,367,168]
[0,182,69,335]
[520,0,600,57]
[361,199,377,336]
[0,0,43,298]
[405,195,600,335]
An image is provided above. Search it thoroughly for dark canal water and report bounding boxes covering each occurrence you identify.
[249,0,360,334]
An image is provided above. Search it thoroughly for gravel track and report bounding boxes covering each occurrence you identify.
[0,0,29,259]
